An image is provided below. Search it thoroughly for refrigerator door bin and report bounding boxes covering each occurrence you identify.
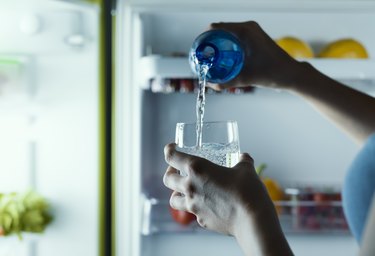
[141,195,349,236]
[0,54,36,111]
[139,55,375,94]
[141,197,204,236]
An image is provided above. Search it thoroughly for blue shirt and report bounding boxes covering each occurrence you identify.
[343,133,375,242]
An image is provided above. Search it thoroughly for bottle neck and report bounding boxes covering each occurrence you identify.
[196,42,218,65]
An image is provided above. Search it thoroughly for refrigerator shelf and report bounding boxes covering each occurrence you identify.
[138,55,375,94]
[141,197,215,236]
[141,197,350,236]
[0,54,36,111]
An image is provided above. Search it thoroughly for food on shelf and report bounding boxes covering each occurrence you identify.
[149,78,255,94]
[169,206,196,226]
[318,38,369,58]
[250,166,349,233]
[150,78,182,93]
[284,187,348,232]
[263,178,284,202]
[256,164,284,202]
[275,36,314,58]
[0,190,52,239]
[179,79,195,93]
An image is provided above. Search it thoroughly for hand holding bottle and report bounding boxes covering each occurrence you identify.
[207,21,304,90]
[190,29,244,84]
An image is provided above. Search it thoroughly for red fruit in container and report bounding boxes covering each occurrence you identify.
[331,192,342,201]
[169,207,196,226]
[313,192,331,204]
[180,79,195,93]
[305,215,321,230]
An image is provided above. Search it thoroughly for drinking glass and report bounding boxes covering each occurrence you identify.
[175,120,240,168]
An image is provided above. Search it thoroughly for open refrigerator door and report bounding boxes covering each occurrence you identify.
[115,1,375,256]
[0,1,102,256]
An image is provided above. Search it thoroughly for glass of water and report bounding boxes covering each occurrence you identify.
[175,120,240,167]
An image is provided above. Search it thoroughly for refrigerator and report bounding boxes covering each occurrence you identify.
[0,1,102,256]
[1,1,375,256]
[114,1,375,256]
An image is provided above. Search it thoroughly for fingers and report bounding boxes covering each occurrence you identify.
[164,143,205,175]
[210,21,260,32]
[207,81,238,90]
[206,82,221,90]
[164,143,188,170]
[210,21,243,31]
[169,190,187,211]
[163,166,186,193]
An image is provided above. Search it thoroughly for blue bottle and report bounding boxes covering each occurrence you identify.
[189,30,245,84]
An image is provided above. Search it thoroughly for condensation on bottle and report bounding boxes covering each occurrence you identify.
[189,30,245,84]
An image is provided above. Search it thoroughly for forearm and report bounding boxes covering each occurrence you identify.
[234,201,294,256]
[286,62,375,144]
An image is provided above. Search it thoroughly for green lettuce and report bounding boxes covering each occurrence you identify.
[0,190,52,239]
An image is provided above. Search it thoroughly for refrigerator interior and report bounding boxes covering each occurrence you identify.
[117,2,375,256]
[0,2,100,256]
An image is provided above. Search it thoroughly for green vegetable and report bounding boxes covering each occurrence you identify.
[255,163,267,176]
[0,190,52,239]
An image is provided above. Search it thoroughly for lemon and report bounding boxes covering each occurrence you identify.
[275,36,314,58]
[262,177,284,214]
[318,38,368,58]
[255,164,284,202]
[262,178,284,201]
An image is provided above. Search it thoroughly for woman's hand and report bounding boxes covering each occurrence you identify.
[210,21,375,144]
[163,143,293,255]
[163,143,265,235]
[208,21,303,90]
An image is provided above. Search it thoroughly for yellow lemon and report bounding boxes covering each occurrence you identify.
[318,38,368,58]
[256,164,284,202]
[262,178,284,201]
[262,178,284,214]
[275,36,314,58]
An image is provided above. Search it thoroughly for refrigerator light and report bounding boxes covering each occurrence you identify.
[64,34,86,48]
[19,14,42,36]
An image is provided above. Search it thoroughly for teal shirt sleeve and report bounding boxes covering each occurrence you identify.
[343,133,375,242]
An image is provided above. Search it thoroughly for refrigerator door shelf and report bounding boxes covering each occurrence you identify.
[276,200,350,235]
[141,197,350,236]
[147,77,255,94]
[137,55,194,90]
[138,55,375,94]
[0,54,37,114]
[141,197,210,236]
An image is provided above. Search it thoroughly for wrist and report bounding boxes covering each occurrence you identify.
[252,208,294,256]
[282,60,331,95]
[280,60,316,91]
[233,194,294,256]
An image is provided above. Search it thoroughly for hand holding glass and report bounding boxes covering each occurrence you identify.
[175,121,240,168]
